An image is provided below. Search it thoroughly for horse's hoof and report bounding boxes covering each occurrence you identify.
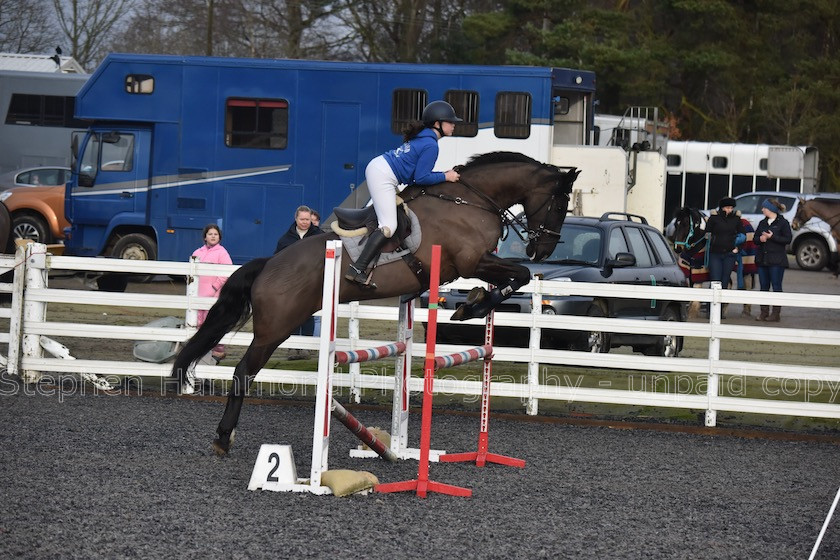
[465,286,487,306]
[212,429,235,456]
[212,439,229,456]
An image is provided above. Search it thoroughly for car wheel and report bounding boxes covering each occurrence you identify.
[642,306,681,357]
[795,238,829,271]
[584,303,610,353]
[12,212,50,244]
[111,233,157,282]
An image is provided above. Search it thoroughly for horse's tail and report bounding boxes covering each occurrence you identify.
[172,257,269,385]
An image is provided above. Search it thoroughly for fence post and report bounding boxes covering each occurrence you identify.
[705,281,722,427]
[185,256,199,331]
[6,244,27,378]
[348,300,361,403]
[21,243,47,383]
[526,276,541,415]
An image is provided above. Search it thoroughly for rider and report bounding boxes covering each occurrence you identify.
[345,100,462,286]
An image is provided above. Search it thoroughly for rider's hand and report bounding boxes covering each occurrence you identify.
[445,169,460,182]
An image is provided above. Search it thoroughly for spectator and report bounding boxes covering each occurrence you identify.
[275,205,323,358]
[754,198,793,322]
[702,196,745,318]
[192,224,233,362]
[309,209,322,337]
[275,205,322,254]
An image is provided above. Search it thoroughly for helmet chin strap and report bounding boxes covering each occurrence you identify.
[433,121,444,138]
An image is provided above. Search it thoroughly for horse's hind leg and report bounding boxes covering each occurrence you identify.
[213,343,277,456]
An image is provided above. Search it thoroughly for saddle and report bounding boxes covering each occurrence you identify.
[330,201,426,283]
[332,201,413,253]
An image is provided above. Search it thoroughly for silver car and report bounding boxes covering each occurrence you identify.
[0,166,71,191]
[730,191,840,271]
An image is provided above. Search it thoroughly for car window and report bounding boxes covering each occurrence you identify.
[735,194,761,214]
[648,230,677,264]
[624,227,654,267]
[777,196,796,212]
[607,228,629,259]
[497,223,602,264]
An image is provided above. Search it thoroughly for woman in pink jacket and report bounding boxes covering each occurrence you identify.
[192,224,233,361]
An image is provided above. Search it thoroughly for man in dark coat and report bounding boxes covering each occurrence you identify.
[274,205,323,356]
[275,205,323,254]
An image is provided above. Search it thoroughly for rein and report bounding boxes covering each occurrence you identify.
[402,172,567,245]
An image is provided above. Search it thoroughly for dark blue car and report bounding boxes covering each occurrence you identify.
[423,213,688,356]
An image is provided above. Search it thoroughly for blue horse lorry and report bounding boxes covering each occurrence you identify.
[63,53,597,264]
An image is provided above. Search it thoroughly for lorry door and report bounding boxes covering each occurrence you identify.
[321,102,362,212]
[73,128,150,230]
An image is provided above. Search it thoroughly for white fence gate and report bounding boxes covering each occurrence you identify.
[2,243,840,427]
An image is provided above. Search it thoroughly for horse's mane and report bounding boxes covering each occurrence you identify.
[459,151,542,171]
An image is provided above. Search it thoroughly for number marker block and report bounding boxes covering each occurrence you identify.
[248,444,297,491]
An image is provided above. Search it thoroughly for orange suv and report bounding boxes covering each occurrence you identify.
[0,184,68,244]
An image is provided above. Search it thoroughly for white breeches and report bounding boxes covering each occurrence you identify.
[366,155,399,238]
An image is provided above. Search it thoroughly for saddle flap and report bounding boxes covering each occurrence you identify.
[334,206,377,231]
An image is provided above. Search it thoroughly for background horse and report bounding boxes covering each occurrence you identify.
[172,152,579,455]
[792,197,840,276]
[670,206,756,317]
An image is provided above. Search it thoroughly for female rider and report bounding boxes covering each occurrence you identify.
[345,100,462,286]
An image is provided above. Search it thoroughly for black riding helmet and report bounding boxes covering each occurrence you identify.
[421,101,463,128]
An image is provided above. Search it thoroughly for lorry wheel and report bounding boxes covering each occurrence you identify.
[111,233,157,282]
[795,238,828,271]
[12,212,50,244]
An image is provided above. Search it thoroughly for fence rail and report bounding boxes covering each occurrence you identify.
[2,243,840,427]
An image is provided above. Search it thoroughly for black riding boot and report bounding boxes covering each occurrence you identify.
[345,228,389,286]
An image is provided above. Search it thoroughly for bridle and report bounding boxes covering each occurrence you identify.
[402,165,572,245]
[673,210,708,255]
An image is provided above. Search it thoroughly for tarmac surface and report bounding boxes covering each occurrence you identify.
[1,390,839,559]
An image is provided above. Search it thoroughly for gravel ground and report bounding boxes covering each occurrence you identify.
[1,391,839,560]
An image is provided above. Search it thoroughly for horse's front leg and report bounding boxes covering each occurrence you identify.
[450,252,531,321]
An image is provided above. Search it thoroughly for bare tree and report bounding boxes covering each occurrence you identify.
[0,0,56,54]
[52,0,133,69]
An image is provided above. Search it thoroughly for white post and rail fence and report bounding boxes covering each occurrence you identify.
[2,242,840,427]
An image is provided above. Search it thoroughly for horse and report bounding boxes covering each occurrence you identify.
[172,151,580,455]
[670,206,757,317]
[792,197,840,276]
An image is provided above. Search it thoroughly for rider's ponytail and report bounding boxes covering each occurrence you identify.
[402,121,426,142]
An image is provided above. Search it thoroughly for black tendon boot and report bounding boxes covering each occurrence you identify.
[345,228,389,286]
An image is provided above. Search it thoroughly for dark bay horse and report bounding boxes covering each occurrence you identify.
[670,206,757,317]
[792,197,840,276]
[172,152,580,455]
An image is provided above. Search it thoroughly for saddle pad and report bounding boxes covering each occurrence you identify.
[339,206,422,267]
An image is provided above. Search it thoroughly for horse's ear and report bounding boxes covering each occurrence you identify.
[453,164,464,172]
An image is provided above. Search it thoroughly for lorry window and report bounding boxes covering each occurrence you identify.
[225,98,288,149]
[101,134,133,171]
[494,92,531,139]
[444,90,478,138]
[125,74,154,94]
[391,89,427,135]
[711,156,728,169]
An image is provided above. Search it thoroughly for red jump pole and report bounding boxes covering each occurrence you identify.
[439,297,526,469]
[375,244,472,498]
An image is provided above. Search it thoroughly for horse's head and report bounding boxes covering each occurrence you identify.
[791,197,810,231]
[522,165,579,261]
[456,152,579,261]
[671,206,705,254]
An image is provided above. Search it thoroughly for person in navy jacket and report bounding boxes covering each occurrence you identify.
[753,197,793,322]
[345,101,462,287]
